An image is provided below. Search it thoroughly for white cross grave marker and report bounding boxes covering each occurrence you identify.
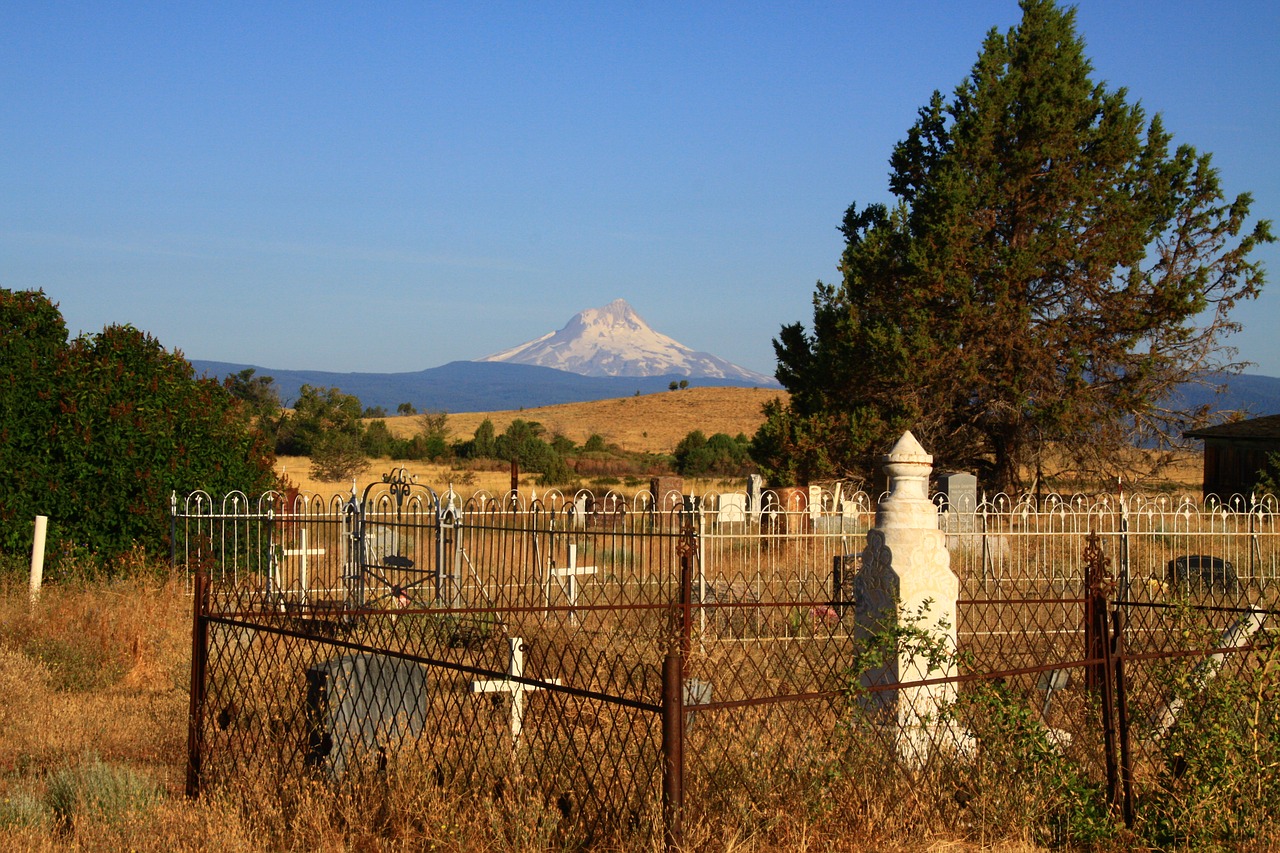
[550,544,597,624]
[283,528,326,602]
[472,637,561,743]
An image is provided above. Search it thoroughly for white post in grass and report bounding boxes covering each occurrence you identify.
[29,515,48,605]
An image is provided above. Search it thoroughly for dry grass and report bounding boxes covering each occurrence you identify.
[0,566,1060,851]
[274,386,783,496]
[5,553,1275,850]
[380,386,784,454]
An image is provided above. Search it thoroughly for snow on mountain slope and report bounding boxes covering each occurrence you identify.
[478,299,775,384]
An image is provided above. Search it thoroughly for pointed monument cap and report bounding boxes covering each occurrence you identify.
[884,431,933,465]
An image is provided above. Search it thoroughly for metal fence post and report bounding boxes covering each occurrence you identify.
[1083,532,1109,695]
[661,642,684,852]
[1099,594,1119,812]
[1111,604,1135,828]
[678,497,698,656]
[185,570,211,798]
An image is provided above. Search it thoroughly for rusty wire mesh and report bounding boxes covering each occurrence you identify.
[179,482,1280,845]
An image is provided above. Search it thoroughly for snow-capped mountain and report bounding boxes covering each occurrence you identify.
[478,299,776,384]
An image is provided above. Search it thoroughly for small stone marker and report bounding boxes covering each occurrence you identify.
[472,637,561,743]
[305,653,430,777]
[573,494,591,529]
[283,528,326,601]
[683,679,712,706]
[717,493,747,524]
[364,524,399,565]
[650,476,684,512]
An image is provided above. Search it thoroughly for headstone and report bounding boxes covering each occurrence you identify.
[746,474,764,523]
[831,554,859,615]
[683,679,713,706]
[305,653,430,777]
[717,493,747,524]
[650,477,684,513]
[769,486,810,534]
[1153,609,1267,737]
[472,637,562,743]
[283,528,326,602]
[808,485,824,523]
[572,494,592,530]
[366,524,400,562]
[857,432,967,765]
[937,472,978,513]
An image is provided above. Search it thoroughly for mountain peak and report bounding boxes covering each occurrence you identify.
[478,300,775,384]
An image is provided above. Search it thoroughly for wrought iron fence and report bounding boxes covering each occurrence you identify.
[177,478,1280,847]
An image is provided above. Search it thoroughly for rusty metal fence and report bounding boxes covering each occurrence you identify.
[178,476,1280,847]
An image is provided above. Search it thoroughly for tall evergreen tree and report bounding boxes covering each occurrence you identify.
[755,0,1272,493]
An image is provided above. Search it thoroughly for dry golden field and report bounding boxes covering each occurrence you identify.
[271,384,1206,497]
[381,386,784,454]
[276,386,786,495]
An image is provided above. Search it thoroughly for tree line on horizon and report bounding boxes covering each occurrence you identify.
[226,368,754,486]
[0,289,750,575]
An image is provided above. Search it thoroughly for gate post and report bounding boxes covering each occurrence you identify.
[185,571,211,798]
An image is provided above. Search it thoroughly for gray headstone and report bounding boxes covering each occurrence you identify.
[937,472,978,513]
[305,653,430,777]
[683,679,713,706]
[364,525,400,565]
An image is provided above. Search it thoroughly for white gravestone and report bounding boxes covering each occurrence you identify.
[717,493,747,524]
[856,432,968,764]
[747,474,764,524]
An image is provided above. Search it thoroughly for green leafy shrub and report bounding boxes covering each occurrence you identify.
[1143,636,1280,848]
[0,289,279,569]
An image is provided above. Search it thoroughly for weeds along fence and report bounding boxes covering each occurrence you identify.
[177,475,1280,847]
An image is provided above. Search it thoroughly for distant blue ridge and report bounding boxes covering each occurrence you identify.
[190,359,783,412]
[189,358,1280,423]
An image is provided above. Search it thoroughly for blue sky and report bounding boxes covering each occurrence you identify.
[3,2,1278,378]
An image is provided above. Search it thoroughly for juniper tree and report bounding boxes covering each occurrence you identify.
[754,0,1272,493]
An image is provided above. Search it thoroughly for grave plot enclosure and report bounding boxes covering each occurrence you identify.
[179,471,1280,848]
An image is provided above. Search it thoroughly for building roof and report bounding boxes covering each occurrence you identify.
[1185,414,1280,441]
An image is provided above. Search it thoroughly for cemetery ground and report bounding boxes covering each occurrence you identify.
[0,565,1070,853]
[0,396,1261,852]
[7,503,1280,850]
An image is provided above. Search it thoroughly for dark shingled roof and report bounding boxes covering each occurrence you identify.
[1186,414,1280,440]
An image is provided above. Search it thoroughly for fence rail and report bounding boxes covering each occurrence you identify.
[177,481,1280,848]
